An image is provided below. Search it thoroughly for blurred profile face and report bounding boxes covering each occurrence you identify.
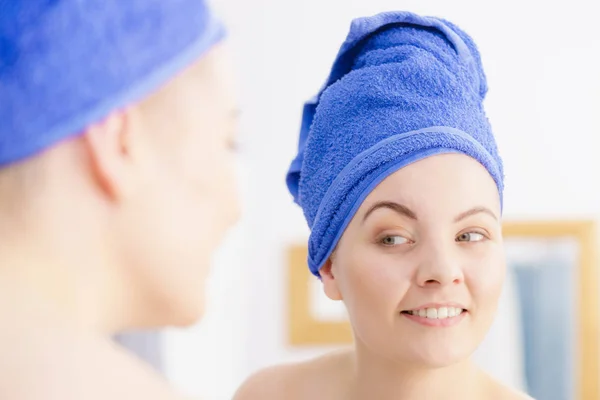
[112,42,240,327]
[321,153,505,368]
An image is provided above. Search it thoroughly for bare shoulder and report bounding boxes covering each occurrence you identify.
[233,348,354,400]
[0,315,185,400]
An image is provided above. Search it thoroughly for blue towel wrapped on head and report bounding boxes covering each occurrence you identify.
[0,0,224,166]
[286,11,504,277]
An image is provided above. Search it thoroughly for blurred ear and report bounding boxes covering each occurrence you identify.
[82,109,145,201]
[320,257,343,301]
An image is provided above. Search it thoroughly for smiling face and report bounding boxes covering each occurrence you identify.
[320,153,505,368]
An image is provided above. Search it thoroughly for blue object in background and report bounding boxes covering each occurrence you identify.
[512,260,575,400]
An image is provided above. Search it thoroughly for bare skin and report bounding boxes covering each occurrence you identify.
[0,42,239,399]
[234,349,533,400]
[0,293,186,400]
[235,154,532,400]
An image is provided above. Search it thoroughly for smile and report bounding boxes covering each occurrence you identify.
[400,306,467,327]
[403,307,464,319]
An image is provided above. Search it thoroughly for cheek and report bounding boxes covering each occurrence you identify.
[163,151,240,282]
[464,249,506,317]
[163,177,226,256]
[338,248,412,319]
[116,186,215,325]
[133,186,213,272]
[180,140,238,222]
[149,131,239,253]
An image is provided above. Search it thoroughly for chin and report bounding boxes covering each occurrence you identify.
[165,294,206,327]
[173,306,205,327]
[136,290,206,329]
[154,267,210,327]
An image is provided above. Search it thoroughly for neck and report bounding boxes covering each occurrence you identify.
[0,211,131,334]
[350,342,484,400]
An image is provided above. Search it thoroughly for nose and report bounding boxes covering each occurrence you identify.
[415,241,463,287]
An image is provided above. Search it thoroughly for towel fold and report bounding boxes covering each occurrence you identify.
[286,11,504,277]
[0,0,225,166]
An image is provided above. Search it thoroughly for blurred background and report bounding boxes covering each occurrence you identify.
[118,0,600,398]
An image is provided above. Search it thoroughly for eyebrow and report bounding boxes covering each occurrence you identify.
[453,206,498,223]
[362,201,498,224]
[362,201,417,223]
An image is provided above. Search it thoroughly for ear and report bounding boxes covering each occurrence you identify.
[82,110,143,201]
[320,257,343,301]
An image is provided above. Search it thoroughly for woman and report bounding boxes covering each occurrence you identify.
[235,11,532,400]
[0,1,238,398]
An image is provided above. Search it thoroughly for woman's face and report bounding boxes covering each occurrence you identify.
[114,42,240,328]
[321,153,505,368]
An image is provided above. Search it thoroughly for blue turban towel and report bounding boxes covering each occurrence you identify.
[286,11,504,277]
[0,0,225,166]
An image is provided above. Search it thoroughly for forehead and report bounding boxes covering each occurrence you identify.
[361,153,500,215]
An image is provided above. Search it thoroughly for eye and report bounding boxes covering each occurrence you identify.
[456,232,486,242]
[380,235,409,246]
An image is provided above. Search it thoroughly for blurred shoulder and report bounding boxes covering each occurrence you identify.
[0,317,184,400]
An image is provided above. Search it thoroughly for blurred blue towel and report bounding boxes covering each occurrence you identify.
[0,0,224,165]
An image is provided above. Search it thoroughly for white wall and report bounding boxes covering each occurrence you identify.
[163,0,600,398]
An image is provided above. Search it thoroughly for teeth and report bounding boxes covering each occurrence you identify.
[409,307,463,319]
[426,308,437,319]
[437,307,448,319]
